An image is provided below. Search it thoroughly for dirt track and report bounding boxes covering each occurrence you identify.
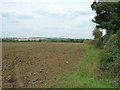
[2,42,84,88]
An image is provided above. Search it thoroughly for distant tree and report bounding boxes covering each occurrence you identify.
[93,27,102,40]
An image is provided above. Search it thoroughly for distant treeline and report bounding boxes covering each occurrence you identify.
[46,38,84,43]
[2,38,85,43]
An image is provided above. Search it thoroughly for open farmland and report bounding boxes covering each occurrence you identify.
[2,42,84,88]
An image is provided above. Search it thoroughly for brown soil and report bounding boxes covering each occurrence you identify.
[2,42,84,88]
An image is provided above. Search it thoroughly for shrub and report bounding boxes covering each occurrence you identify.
[93,34,109,48]
[99,34,119,86]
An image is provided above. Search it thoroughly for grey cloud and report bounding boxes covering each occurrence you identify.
[36,10,63,18]
[3,12,33,20]
[43,26,71,30]
[36,10,93,20]
[72,10,93,16]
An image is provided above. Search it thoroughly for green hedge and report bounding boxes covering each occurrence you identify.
[99,34,119,86]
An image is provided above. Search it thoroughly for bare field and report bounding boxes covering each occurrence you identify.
[2,42,84,88]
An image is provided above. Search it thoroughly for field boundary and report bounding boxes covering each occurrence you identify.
[53,44,115,88]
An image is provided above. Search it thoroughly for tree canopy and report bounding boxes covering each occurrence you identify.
[91,1,120,35]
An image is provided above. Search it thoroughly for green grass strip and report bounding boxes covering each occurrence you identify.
[53,44,115,88]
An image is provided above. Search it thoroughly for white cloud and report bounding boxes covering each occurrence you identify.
[2,0,95,39]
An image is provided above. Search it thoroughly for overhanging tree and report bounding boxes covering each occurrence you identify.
[91,1,120,35]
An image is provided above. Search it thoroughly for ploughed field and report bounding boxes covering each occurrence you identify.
[2,42,84,88]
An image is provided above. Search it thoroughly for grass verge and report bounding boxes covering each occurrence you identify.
[53,44,115,88]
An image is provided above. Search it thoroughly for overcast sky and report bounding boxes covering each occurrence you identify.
[2,0,96,39]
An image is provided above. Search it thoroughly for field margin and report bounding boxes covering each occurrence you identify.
[53,44,115,88]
